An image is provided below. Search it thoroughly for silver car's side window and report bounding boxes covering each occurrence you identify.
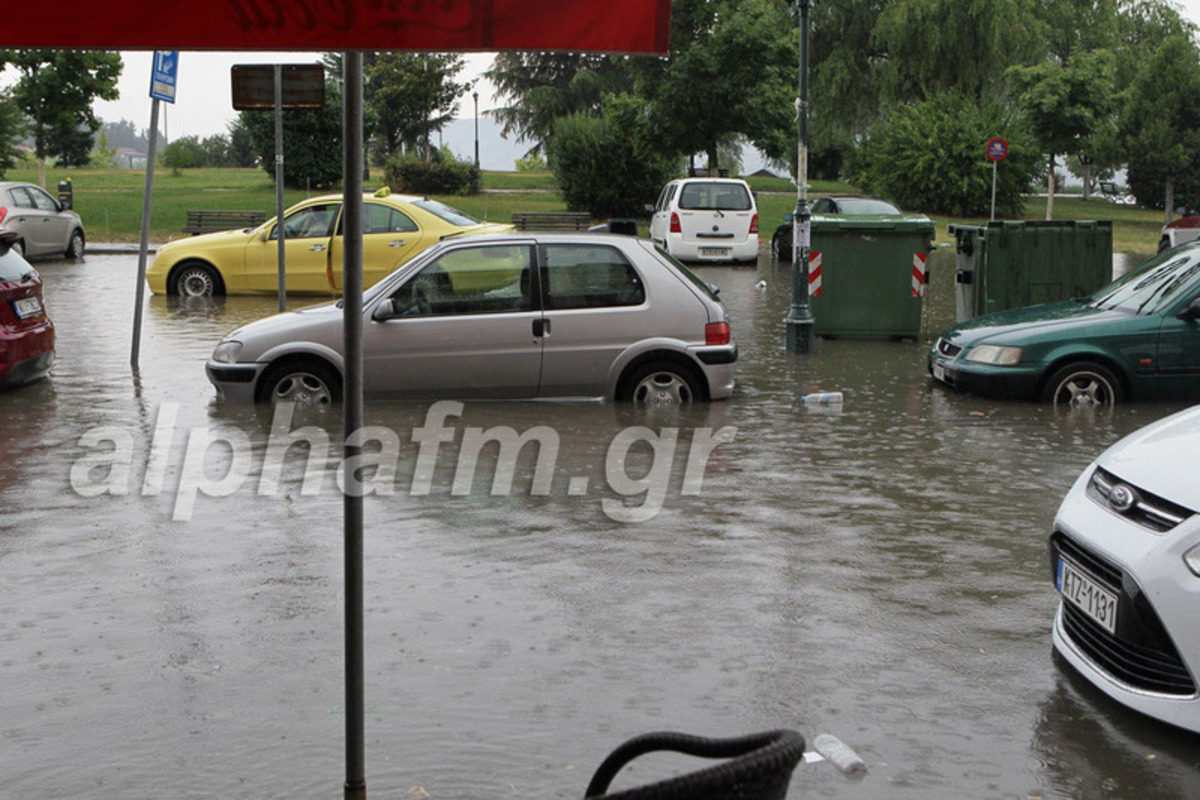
[540,244,645,310]
[28,186,59,212]
[392,245,533,317]
[9,187,36,209]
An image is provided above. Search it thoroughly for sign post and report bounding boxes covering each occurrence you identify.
[986,137,1009,222]
[232,64,326,313]
[131,51,178,369]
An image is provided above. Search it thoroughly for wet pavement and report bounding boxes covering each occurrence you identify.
[3,248,1200,799]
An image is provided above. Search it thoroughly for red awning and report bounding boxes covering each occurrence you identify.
[4,0,671,54]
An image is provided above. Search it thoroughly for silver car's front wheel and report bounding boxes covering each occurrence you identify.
[621,361,702,409]
[66,229,85,259]
[258,360,341,406]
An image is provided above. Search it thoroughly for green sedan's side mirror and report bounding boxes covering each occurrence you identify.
[1177,296,1200,321]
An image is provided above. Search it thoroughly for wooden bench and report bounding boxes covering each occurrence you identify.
[511,211,593,231]
[184,209,267,235]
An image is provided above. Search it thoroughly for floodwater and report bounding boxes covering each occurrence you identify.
[3,247,1200,799]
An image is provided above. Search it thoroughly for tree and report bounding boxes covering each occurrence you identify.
[0,50,122,186]
[0,90,27,177]
[1116,34,1200,223]
[239,78,344,190]
[851,91,1040,217]
[872,0,1045,104]
[547,94,681,219]
[365,53,468,159]
[163,135,204,175]
[1009,51,1117,218]
[226,117,258,168]
[485,53,636,155]
[47,121,93,168]
[635,0,794,172]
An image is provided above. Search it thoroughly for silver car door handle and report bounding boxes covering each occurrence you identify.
[309,244,327,252]
[388,240,407,248]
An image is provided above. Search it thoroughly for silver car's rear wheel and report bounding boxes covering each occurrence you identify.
[258,360,341,406]
[621,361,703,409]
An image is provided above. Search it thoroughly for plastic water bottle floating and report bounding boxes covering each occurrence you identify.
[801,391,843,405]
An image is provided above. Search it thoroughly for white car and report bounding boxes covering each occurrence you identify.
[648,178,759,263]
[1160,215,1200,253]
[1051,405,1200,732]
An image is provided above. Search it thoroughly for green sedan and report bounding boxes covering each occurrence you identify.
[929,243,1200,406]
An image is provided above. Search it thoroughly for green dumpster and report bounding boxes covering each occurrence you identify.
[808,214,936,338]
[948,220,1113,323]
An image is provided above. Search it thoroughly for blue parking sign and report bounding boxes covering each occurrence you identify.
[150,51,178,103]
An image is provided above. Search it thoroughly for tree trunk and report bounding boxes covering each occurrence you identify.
[706,146,719,177]
[1082,162,1092,201]
[1045,154,1056,221]
[37,157,46,190]
[1165,177,1176,228]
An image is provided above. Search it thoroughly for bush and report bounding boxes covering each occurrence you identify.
[547,94,681,219]
[384,148,480,195]
[515,153,548,172]
[850,92,1040,217]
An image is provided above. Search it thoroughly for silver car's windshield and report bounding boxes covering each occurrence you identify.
[1089,249,1200,315]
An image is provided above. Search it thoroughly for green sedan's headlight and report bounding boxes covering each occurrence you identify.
[211,340,243,364]
[965,344,1023,366]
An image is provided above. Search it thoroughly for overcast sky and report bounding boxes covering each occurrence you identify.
[18,0,1200,140]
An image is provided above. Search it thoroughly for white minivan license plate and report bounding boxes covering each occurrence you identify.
[700,247,729,257]
[13,296,42,319]
[1057,557,1118,634]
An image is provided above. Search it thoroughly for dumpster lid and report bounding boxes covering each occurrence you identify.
[812,213,935,232]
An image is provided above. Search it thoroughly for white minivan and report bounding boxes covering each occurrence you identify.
[649,178,759,263]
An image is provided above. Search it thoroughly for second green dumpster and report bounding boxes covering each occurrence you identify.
[948,220,1113,323]
[807,214,936,338]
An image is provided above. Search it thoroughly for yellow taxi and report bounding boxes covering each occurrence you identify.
[146,189,513,296]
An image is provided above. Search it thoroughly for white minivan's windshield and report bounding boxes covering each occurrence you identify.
[1090,249,1200,315]
[678,182,753,211]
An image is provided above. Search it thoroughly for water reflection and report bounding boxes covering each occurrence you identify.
[0,250,1195,799]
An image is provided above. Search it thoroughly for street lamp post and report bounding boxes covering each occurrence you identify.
[785,0,815,354]
[473,91,480,170]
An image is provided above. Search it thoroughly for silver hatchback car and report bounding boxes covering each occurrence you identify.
[0,181,86,259]
[207,233,737,407]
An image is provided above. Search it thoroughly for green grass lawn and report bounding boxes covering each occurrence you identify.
[4,164,1171,254]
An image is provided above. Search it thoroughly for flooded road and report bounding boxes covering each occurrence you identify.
[3,248,1200,799]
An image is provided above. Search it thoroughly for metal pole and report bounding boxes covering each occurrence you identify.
[342,51,367,800]
[473,91,480,169]
[275,64,287,313]
[990,161,998,222]
[785,0,815,354]
[131,97,160,370]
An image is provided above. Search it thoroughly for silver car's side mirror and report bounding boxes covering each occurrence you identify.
[371,298,397,321]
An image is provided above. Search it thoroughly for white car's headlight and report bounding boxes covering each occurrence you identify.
[211,340,243,364]
[965,344,1023,365]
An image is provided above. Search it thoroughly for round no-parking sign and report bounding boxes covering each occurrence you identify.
[986,137,1009,162]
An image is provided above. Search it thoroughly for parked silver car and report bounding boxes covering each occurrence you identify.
[207,233,737,407]
[0,181,85,259]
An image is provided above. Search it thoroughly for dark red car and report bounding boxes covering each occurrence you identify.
[0,230,54,387]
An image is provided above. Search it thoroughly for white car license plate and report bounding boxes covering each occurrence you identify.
[700,247,729,257]
[13,296,42,319]
[1057,557,1118,634]
[932,363,946,382]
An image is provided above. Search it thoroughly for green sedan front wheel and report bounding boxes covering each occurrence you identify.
[1043,361,1124,407]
